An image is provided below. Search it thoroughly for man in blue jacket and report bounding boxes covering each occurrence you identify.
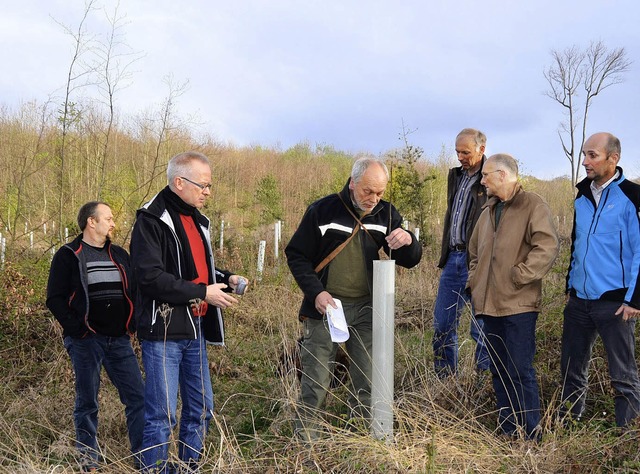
[561,132,640,428]
[286,156,422,442]
[46,201,144,472]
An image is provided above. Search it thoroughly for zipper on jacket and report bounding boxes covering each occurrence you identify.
[187,306,197,338]
[150,299,156,330]
[75,243,96,335]
[108,246,135,334]
[619,231,625,287]
[481,202,503,309]
[582,188,611,297]
[153,214,199,340]
[591,187,611,234]
[582,194,603,297]
[172,219,198,339]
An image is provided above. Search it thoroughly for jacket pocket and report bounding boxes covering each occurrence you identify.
[510,266,523,289]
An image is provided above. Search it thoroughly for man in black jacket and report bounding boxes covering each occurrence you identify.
[433,128,489,378]
[286,156,422,442]
[46,201,144,472]
[130,151,248,472]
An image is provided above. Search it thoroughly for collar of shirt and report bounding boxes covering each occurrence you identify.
[590,169,619,206]
[449,171,480,247]
[468,168,481,179]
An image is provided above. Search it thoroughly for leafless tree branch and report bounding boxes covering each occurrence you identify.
[544,41,630,189]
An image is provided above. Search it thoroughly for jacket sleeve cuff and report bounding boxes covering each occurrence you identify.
[196,283,208,299]
[215,268,232,285]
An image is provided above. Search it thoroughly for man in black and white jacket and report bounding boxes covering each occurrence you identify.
[130,151,248,472]
[286,156,422,442]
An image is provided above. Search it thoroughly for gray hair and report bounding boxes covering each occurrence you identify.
[456,128,487,151]
[167,151,211,188]
[489,153,519,178]
[351,156,389,183]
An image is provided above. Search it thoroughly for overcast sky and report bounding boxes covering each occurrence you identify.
[2,0,639,179]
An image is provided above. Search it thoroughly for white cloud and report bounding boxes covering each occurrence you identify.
[1,0,638,178]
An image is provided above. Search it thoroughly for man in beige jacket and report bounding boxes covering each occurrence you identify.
[467,154,559,440]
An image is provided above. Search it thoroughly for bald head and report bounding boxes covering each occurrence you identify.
[582,132,621,185]
[587,132,621,158]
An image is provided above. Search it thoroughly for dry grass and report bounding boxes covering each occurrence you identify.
[3,89,639,473]
[1,238,640,473]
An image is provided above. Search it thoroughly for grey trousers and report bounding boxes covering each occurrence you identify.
[294,299,373,441]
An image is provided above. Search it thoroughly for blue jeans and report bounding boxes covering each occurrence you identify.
[561,296,640,427]
[64,333,145,465]
[483,312,540,439]
[433,250,489,376]
[140,320,214,473]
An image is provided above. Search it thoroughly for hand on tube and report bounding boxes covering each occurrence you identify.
[386,228,412,250]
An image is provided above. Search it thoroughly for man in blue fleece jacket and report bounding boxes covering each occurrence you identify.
[561,132,640,428]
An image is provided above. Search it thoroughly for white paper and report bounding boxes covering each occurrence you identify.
[326,298,350,343]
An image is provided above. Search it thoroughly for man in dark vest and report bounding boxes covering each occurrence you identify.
[47,201,144,472]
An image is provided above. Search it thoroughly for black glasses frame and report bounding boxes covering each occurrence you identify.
[180,176,212,191]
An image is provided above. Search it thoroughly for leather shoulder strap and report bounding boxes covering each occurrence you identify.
[314,193,374,273]
[336,192,374,240]
[314,224,359,273]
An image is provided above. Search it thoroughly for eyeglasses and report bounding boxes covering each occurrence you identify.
[481,169,503,178]
[180,176,212,191]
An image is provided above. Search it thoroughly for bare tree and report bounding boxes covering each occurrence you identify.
[386,120,434,241]
[544,40,630,188]
[119,75,190,243]
[0,100,55,243]
[52,0,99,242]
[94,1,143,198]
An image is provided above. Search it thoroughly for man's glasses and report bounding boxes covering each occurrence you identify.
[180,176,212,191]
[481,169,503,178]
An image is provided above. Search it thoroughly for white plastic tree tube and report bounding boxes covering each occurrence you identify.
[257,240,266,280]
[371,259,395,442]
[274,220,281,260]
[219,220,225,254]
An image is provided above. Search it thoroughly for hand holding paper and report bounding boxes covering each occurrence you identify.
[326,298,349,343]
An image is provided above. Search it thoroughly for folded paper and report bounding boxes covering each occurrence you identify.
[326,298,349,343]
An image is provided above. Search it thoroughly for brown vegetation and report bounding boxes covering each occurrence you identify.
[1,101,639,473]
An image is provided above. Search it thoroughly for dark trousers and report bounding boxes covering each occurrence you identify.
[64,333,145,465]
[295,300,373,442]
[561,296,640,427]
[483,312,540,438]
